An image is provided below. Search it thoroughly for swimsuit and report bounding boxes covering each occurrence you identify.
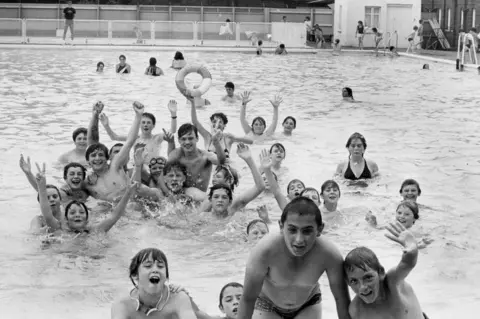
[343,159,372,180]
[130,287,170,316]
[357,25,364,37]
[254,283,321,319]
[117,65,129,74]
[423,313,429,319]
[147,66,160,76]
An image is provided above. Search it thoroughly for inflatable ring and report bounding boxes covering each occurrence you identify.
[175,64,212,97]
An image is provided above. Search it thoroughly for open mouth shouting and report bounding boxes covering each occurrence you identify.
[149,274,161,284]
[70,178,82,188]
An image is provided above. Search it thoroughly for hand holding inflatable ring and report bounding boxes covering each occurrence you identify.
[175,64,212,98]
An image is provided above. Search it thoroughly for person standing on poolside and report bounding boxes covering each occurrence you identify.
[355,21,365,50]
[416,20,424,51]
[237,197,351,319]
[63,1,75,44]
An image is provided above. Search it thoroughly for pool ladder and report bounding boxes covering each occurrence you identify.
[456,33,478,71]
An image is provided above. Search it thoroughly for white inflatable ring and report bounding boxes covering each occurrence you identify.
[175,64,212,97]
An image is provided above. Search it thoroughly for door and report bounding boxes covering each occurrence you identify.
[386,5,413,49]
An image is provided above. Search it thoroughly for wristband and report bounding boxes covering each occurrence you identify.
[172,116,177,119]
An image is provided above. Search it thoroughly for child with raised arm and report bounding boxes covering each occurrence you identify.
[345,222,430,319]
[239,91,282,140]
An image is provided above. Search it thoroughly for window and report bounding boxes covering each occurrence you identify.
[365,7,381,28]
[447,8,451,31]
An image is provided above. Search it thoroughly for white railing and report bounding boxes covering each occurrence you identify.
[0,18,326,48]
[457,33,478,70]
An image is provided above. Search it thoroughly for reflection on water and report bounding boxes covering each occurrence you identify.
[0,49,480,318]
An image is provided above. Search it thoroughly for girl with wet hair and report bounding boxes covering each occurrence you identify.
[96,61,104,72]
[282,116,296,136]
[336,132,379,181]
[172,51,187,69]
[239,91,283,140]
[269,143,286,171]
[342,87,354,101]
[145,57,164,76]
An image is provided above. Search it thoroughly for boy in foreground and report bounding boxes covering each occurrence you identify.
[345,222,429,319]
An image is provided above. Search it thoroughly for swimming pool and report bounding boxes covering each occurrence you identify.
[0,47,479,318]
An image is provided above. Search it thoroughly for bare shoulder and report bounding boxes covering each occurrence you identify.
[348,296,361,318]
[170,291,192,306]
[336,161,347,173]
[111,297,132,319]
[366,159,378,170]
[251,233,281,260]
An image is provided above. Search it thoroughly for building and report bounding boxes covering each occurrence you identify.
[332,0,421,48]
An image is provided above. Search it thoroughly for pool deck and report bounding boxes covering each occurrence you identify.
[0,36,478,70]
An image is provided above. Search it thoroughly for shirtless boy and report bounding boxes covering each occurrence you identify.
[345,222,429,319]
[237,197,351,319]
[222,82,241,102]
[58,127,88,166]
[167,123,226,192]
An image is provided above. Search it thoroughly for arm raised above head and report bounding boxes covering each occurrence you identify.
[87,101,104,146]
[239,91,253,134]
[385,222,418,286]
[264,95,282,136]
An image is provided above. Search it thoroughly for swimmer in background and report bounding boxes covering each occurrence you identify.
[336,132,379,181]
[341,87,356,102]
[422,64,429,70]
[236,197,351,319]
[264,143,286,174]
[299,188,321,207]
[192,282,244,319]
[239,91,282,140]
[320,180,341,215]
[35,164,138,235]
[100,100,177,164]
[167,123,227,192]
[58,127,89,166]
[371,27,383,56]
[355,21,365,50]
[111,248,198,319]
[190,103,253,160]
[345,223,430,319]
[246,219,269,243]
[388,46,400,57]
[406,26,419,54]
[222,82,242,102]
[399,179,421,203]
[116,55,131,74]
[275,44,288,55]
[256,40,263,56]
[332,39,342,55]
[96,62,104,73]
[145,57,164,76]
[281,116,296,136]
[30,182,62,233]
[171,51,187,69]
[20,156,90,204]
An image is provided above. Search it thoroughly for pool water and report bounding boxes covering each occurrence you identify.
[0,48,479,318]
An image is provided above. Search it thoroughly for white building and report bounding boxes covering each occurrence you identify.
[332,0,421,49]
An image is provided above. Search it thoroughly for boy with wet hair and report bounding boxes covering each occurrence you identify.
[344,222,429,319]
[222,82,241,102]
[58,127,88,166]
[399,179,421,202]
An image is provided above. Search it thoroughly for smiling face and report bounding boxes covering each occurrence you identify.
[66,167,84,190]
[135,253,168,295]
[270,145,285,163]
[248,222,269,242]
[346,265,381,304]
[287,181,305,200]
[66,203,88,231]
[396,205,415,229]
[348,138,365,157]
[280,213,319,257]
[88,149,108,172]
[321,186,340,205]
[282,118,295,133]
[74,133,87,150]
[46,188,61,207]
[211,116,226,131]
[164,168,186,193]
[179,131,198,153]
[211,188,231,215]
[400,184,420,202]
[220,286,243,319]
[252,119,266,135]
[150,163,164,178]
[141,116,155,134]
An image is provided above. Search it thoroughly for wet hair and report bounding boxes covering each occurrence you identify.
[85,143,110,161]
[129,248,169,287]
[280,197,323,228]
[279,44,285,49]
[63,162,87,180]
[397,200,419,220]
[109,143,124,156]
[344,246,385,277]
[215,165,239,192]
[399,179,422,196]
[178,123,198,139]
[64,200,89,221]
[358,21,363,25]
[389,46,395,51]
[372,27,378,33]
[343,87,353,98]
[413,26,419,31]
[226,19,231,22]
[246,219,269,235]
[270,143,286,157]
[320,180,341,197]
[345,132,367,149]
[423,64,429,69]
[119,54,126,60]
[251,117,266,130]
[208,183,233,202]
[210,112,229,125]
[225,82,235,90]
[300,188,321,203]
[258,40,263,46]
[282,116,296,128]
[72,127,87,142]
[149,57,157,66]
[219,282,243,308]
[96,62,104,71]
[37,184,62,202]
[174,51,184,60]
[163,162,188,178]
[286,179,305,194]
[142,112,156,126]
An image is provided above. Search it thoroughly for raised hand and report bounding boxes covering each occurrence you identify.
[134,145,146,166]
[162,129,174,143]
[269,95,283,108]
[168,283,190,295]
[236,143,251,160]
[99,113,109,126]
[256,205,270,222]
[35,162,47,187]
[93,101,104,115]
[259,149,273,170]
[133,101,145,115]
[211,125,224,143]
[240,91,252,105]
[126,173,140,194]
[19,154,32,174]
[385,221,417,252]
[168,100,178,114]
